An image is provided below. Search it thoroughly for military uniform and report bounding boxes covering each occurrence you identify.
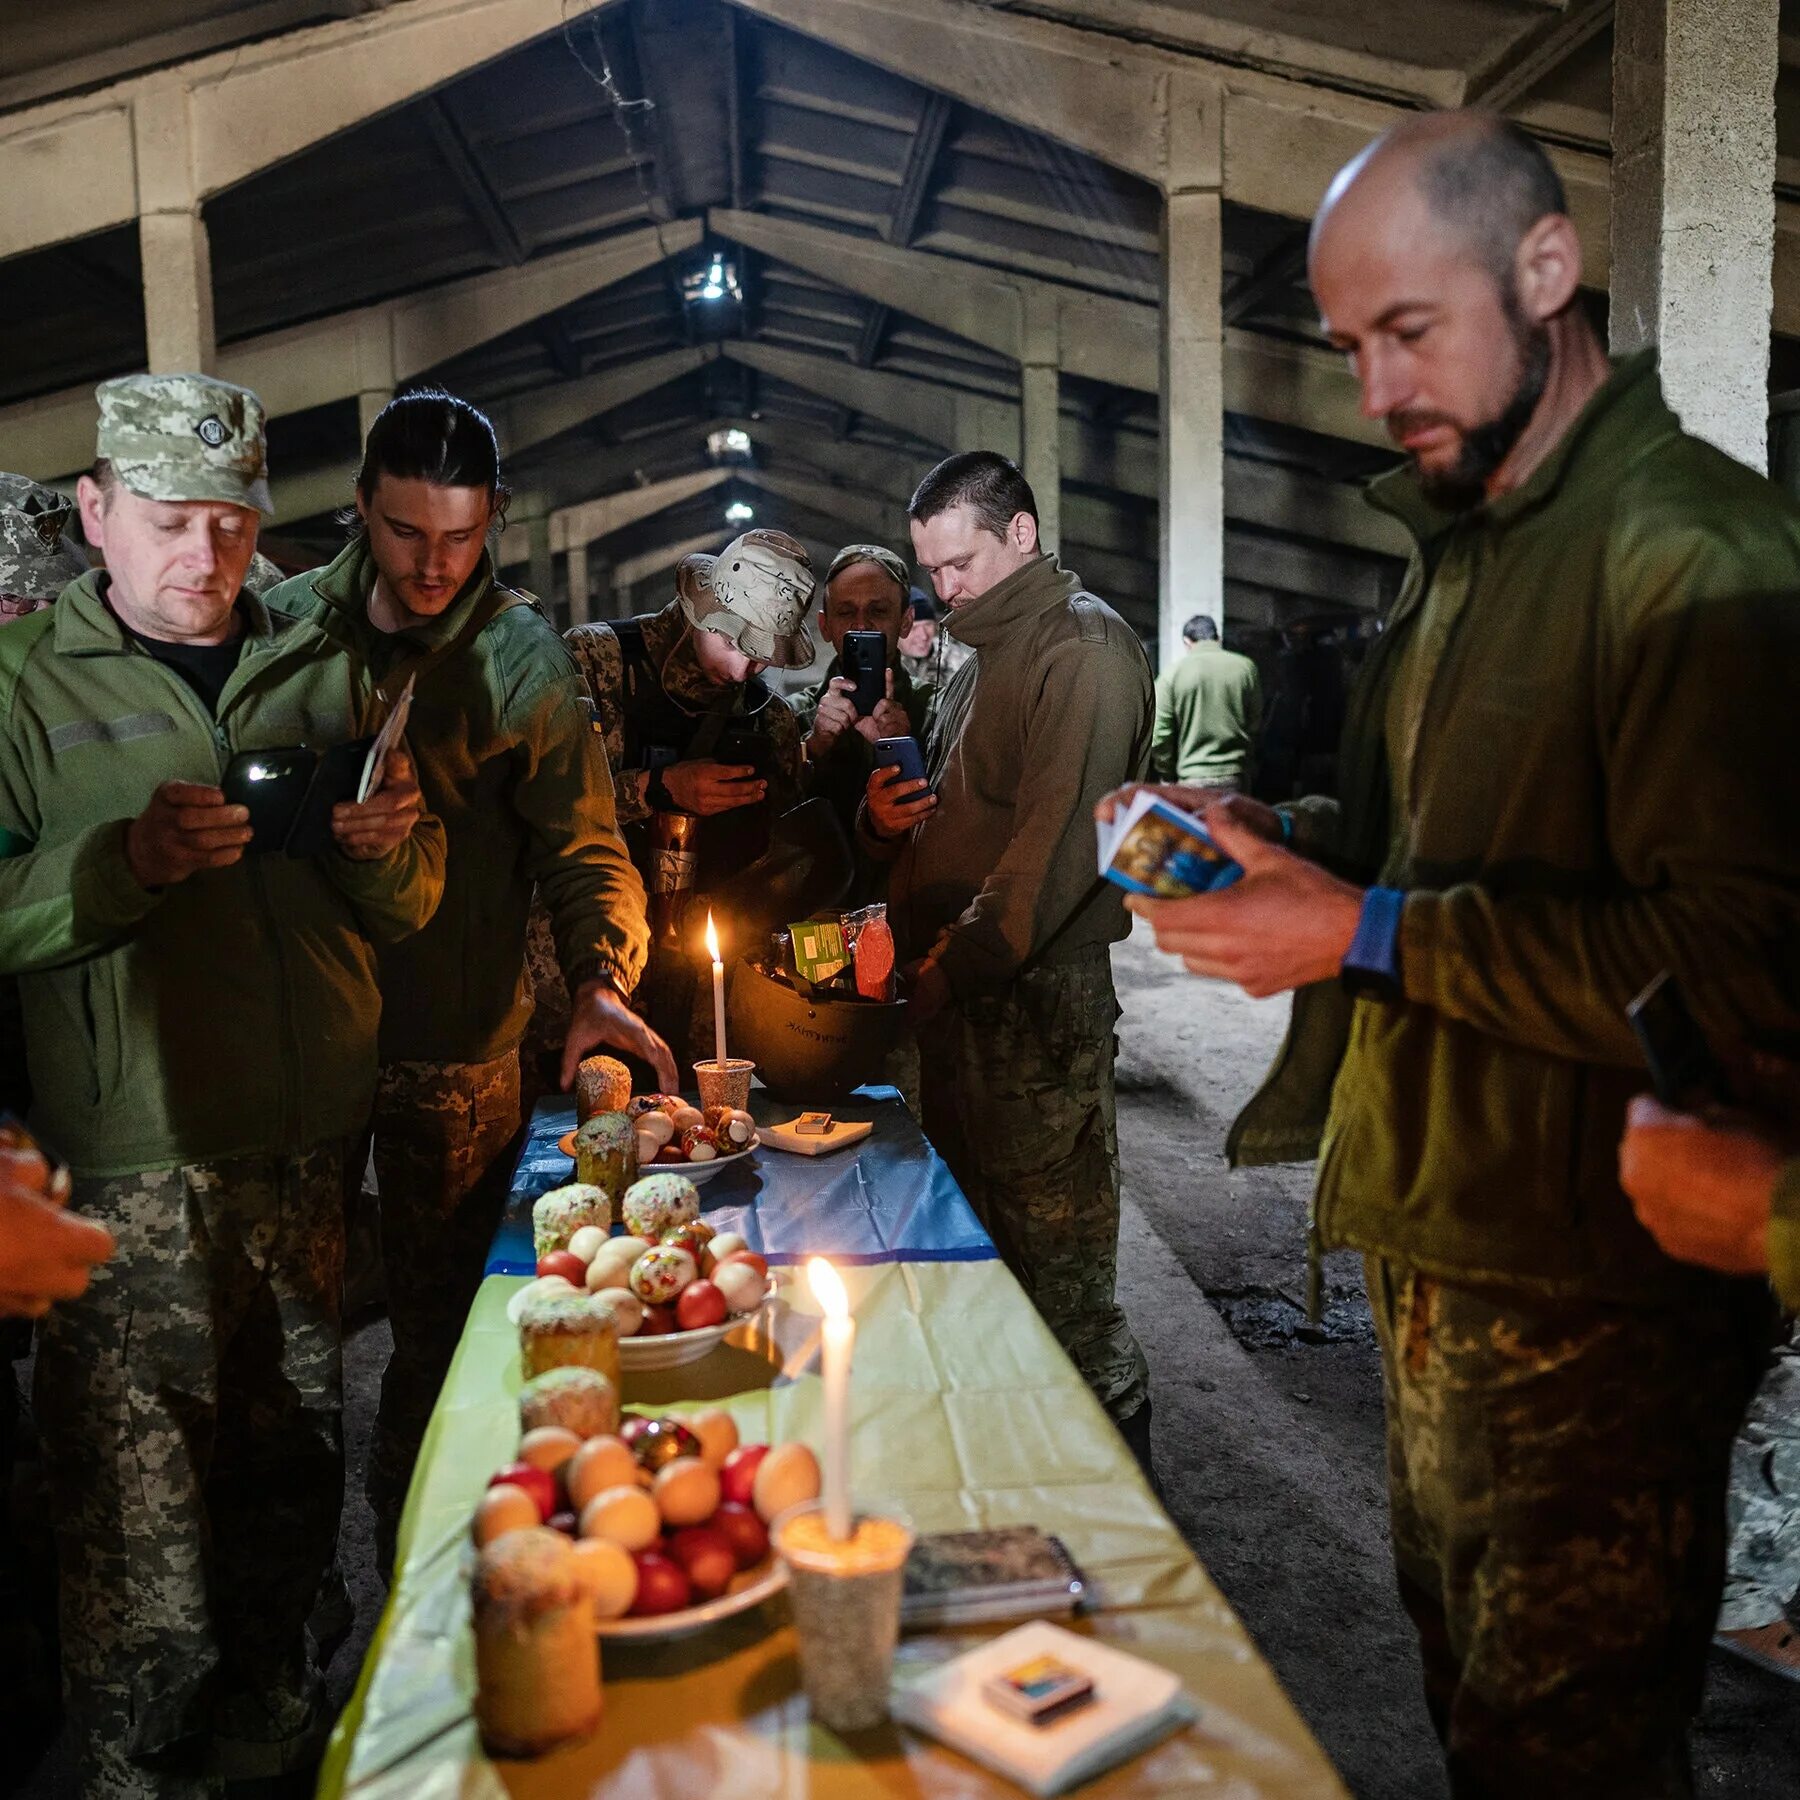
[1232,354,1800,1795]
[267,536,647,1569]
[869,555,1154,1430]
[790,647,933,846]
[1148,635,1263,788]
[0,376,445,1797]
[557,540,810,1072]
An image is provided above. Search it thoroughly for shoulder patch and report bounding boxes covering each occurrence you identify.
[1071,594,1107,644]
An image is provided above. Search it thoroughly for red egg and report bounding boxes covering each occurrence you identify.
[536,1250,589,1285]
[630,1550,693,1616]
[668,1526,737,1600]
[547,1509,579,1537]
[487,1462,554,1521]
[718,1249,769,1280]
[719,1443,769,1509]
[675,1280,728,1331]
[638,1304,679,1336]
[711,1501,770,1570]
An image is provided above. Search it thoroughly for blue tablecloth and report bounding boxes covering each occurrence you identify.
[487,1086,996,1275]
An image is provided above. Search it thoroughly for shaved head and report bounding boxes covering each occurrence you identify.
[1309,110,1592,509]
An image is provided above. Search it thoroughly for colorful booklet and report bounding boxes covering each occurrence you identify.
[892,1620,1196,1797]
[1096,790,1242,898]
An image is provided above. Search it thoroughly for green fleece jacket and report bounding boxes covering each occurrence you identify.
[268,541,648,1065]
[873,555,1152,996]
[1150,639,1262,784]
[0,572,445,1175]
[1232,353,1800,1302]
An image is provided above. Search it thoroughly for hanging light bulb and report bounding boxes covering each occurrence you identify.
[724,500,754,525]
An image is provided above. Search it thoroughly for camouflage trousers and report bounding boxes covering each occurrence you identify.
[365,1052,523,1572]
[1367,1256,1773,1800]
[35,1145,347,1799]
[917,950,1149,1423]
[1720,1327,1800,1630]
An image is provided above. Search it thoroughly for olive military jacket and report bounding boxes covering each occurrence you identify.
[1149,639,1263,784]
[1774,1163,1800,1312]
[1231,353,1800,1302]
[269,541,648,1065]
[874,555,1153,998]
[0,572,446,1176]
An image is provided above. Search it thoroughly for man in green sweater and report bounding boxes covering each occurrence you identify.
[1,374,444,1795]
[865,452,1156,1475]
[1149,613,1262,789]
[1124,114,1800,1793]
[268,391,667,1571]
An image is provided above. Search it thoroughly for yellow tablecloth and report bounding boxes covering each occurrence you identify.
[318,1259,1348,1798]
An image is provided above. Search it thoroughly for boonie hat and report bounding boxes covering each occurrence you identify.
[0,472,87,610]
[676,527,815,668]
[95,373,273,516]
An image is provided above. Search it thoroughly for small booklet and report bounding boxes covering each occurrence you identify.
[1096,790,1241,898]
[902,1527,1086,1629]
[892,1620,1196,1797]
[357,673,415,802]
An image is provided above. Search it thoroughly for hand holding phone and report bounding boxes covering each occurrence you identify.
[841,630,888,718]
[868,738,935,839]
[1627,971,1733,1109]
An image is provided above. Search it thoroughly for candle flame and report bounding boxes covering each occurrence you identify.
[704,909,721,963]
[808,1256,849,1322]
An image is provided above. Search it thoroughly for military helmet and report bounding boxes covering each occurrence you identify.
[95,372,273,516]
[675,528,815,668]
[0,472,87,616]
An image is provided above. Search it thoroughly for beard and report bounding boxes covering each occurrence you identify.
[1393,300,1551,512]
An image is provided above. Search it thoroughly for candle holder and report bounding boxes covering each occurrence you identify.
[693,1057,755,1113]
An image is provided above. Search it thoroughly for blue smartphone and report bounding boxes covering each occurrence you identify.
[873,736,927,785]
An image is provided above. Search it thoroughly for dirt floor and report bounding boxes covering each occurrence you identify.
[6,920,1799,1796]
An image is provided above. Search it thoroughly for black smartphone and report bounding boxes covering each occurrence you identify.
[713,724,772,781]
[873,735,927,785]
[221,747,316,853]
[841,630,888,718]
[285,738,373,859]
[1627,971,1733,1108]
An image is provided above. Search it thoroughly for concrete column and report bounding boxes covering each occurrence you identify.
[528,513,553,604]
[1158,75,1225,673]
[1610,0,1779,471]
[566,539,592,626]
[133,82,215,371]
[1020,288,1061,553]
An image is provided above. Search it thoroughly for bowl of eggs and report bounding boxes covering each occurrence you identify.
[559,1095,760,1186]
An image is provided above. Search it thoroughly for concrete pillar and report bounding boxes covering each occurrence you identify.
[133,82,215,371]
[1158,75,1225,673]
[1020,289,1061,554]
[528,513,553,605]
[1610,0,1779,471]
[567,539,591,626]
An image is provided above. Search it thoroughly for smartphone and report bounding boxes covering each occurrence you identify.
[841,630,888,718]
[221,747,316,853]
[873,735,927,786]
[713,725,772,781]
[1627,971,1732,1108]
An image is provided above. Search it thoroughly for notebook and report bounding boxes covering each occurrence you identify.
[902,1527,1086,1628]
[893,1621,1196,1797]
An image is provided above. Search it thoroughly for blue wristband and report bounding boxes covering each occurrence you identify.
[1341,886,1405,997]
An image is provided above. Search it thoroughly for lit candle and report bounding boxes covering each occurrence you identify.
[808,1257,854,1540]
[704,909,727,1069]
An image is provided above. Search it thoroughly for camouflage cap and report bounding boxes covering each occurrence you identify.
[0,471,88,607]
[824,542,911,595]
[242,552,287,598]
[676,528,815,668]
[95,373,272,515]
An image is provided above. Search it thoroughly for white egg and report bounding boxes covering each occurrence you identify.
[712,1260,767,1316]
[585,1249,634,1293]
[571,1537,638,1620]
[568,1225,607,1265]
[507,1275,576,1325]
[591,1289,645,1337]
[637,1111,675,1150]
[580,1484,660,1553]
[707,1232,749,1265]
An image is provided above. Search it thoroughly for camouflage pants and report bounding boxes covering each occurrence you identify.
[1720,1327,1800,1630]
[1367,1256,1773,1800]
[918,950,1149,1423]
[35,1145,347,1799]
[366,1052,522,1570]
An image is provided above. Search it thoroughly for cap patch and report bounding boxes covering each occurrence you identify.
[195,415,229,448]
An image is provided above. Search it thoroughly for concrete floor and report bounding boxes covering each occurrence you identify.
[7,921,1798,1796]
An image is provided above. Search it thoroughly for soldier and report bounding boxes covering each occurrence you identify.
[863,452,1156,1475]
[265,390,666,1572]
[562,529,810,1071]
[0,373,443,1796]
[1124,113,1800,1794]
[1149,613,1263,790]
[897,584,972,691]
[788,543,928,841]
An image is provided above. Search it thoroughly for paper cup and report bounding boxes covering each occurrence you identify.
[693,1058,755,1113]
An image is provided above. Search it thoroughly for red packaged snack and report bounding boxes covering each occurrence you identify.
[846,904,896,1002]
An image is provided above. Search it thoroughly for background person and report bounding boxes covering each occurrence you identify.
[897,583,972,690]
[1123,111,1800,1797]
[0,373,442,1795]
[267,390,664,1573]
[863,451,1157,1476]
[1149,612,1263,790]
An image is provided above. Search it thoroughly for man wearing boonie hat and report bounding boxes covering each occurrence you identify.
[0,372,445,1796]
[0,473,88,622]
[557,527,811,1065]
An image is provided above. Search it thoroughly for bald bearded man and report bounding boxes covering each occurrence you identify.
[1121,113,1800,1796]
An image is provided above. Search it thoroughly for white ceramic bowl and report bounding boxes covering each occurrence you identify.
[618,1298,772,1371]
[596,1553,787,1641]
[556,1131,759,1187]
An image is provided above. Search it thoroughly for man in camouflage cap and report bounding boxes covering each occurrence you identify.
[547,527,811,1070]
[0,371,444,1796]
[0,473,87,619]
